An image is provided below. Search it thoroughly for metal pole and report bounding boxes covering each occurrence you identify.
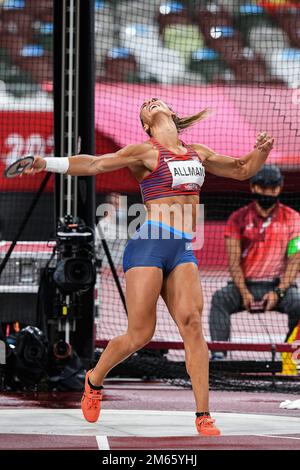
[54,0,95,363]
[73,0,96,361]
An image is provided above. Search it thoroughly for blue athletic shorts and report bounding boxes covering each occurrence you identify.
[123,221,198,276]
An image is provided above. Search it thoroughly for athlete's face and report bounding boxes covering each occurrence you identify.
[140,98,175,134]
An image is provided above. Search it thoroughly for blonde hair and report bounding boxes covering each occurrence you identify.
[172,108,210,132]
[141,106,210,136]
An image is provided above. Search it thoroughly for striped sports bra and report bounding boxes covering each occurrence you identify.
[139,138,205,203]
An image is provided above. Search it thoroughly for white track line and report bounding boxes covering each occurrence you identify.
[96,435,110,450]
[254,434,300,441]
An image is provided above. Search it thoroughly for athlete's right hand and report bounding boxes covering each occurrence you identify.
[24,156,46,174]
[241,289,254,310]
[254,132,274,153]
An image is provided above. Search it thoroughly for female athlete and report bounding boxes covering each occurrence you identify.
[27,98,274,435]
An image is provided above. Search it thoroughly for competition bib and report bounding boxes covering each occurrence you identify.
[166,159,205,191]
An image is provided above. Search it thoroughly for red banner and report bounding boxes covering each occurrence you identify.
[0,111,54,191]
[0,110,139,193]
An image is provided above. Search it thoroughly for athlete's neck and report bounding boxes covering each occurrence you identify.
[151,115,180,149]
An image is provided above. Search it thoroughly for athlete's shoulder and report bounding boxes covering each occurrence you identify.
[117,141,154,158]
[190,143,215,161]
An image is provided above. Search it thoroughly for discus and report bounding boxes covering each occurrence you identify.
[3,155,34,178]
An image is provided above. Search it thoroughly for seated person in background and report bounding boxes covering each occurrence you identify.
[209,165,300,359]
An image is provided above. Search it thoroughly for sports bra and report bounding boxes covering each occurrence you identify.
[139,138,205,203]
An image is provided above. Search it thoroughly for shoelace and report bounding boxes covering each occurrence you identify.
[197,417,215,427]
[84,388,101,402]
[84,390,102,409]
[89,397,100,409]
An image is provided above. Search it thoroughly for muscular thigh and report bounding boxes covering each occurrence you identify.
[125,267,163,333]
[161,263,203,326]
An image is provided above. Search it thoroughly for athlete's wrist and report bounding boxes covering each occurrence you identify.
[44,157,69,174]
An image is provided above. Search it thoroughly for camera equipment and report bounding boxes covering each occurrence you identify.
[53,339,72,360]
[48,340,85,391]
[39,215,96,371]
[28,215,97,391]
[53,216,96,295]
[5,326,48,388]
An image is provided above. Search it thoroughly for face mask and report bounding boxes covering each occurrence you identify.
[253,193,280,210]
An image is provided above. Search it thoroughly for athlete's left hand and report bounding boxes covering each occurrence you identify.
[24,156,46,174]
[254,132,274,153]
[263,291,278,311]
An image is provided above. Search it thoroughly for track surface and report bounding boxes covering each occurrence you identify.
[0,381,299,450]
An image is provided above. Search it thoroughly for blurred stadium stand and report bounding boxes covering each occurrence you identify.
[0,0,52,95]
[1,0,300,89]
[96,0,300,86]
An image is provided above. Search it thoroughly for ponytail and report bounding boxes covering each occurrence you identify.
[173,108,210,132]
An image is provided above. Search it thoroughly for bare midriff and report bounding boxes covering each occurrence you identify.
[144,194,200,235]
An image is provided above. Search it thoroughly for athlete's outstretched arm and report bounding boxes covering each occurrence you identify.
[193,132,274,181]
[26,143,151,176]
